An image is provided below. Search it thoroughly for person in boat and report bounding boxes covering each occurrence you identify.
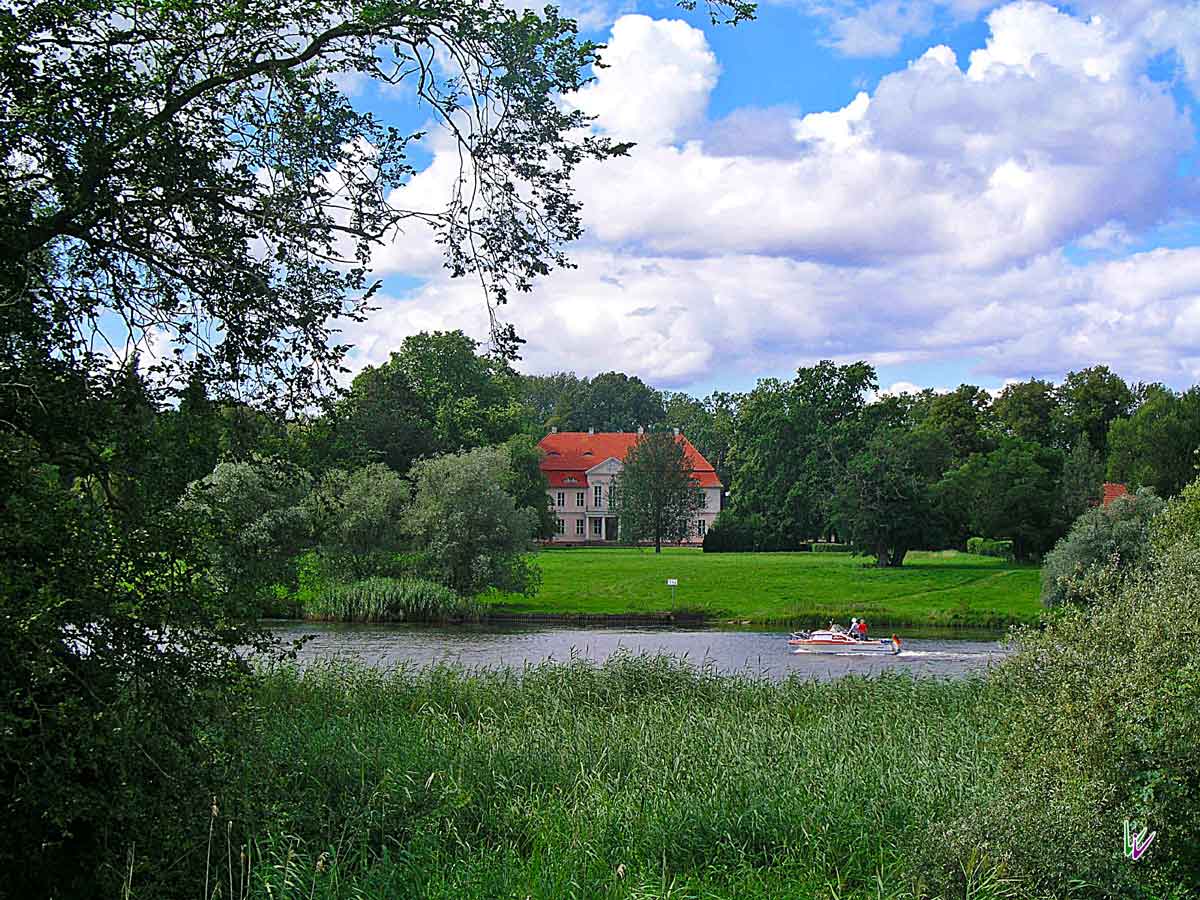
[848,617,859,640]
[857,618,869,640]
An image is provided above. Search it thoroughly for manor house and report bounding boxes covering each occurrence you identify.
[538,429,723,544]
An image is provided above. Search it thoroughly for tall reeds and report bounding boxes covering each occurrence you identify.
[302,576,481,623]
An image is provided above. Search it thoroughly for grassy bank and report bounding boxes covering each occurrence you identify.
[485,549,1041,627]
[219,658,1022,900]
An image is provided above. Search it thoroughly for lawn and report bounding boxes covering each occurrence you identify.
[486,548,1042,627]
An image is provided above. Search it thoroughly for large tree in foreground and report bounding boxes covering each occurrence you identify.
[613,431,705,553]
[0,0,753,893]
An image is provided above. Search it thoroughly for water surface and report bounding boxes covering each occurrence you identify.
[265,621,1011,681]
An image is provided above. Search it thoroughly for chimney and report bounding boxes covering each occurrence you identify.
[550,426,557,434]
[637,425,644,435]
[673,427,680,436]
[588,426,594,435]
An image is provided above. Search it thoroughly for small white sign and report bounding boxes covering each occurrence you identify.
[666,579,678,586]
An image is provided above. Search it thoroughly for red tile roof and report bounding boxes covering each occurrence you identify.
[539,432,723,488]
[1102,482,1129,506]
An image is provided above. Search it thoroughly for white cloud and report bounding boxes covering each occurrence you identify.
[564,15,719,145]
[352,4,1200,391]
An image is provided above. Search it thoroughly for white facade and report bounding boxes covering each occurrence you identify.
[547,456,721,545]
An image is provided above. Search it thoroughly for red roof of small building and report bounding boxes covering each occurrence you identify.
[538,431,723,488]
[1102,482,1129,506]
[546,470,589,488]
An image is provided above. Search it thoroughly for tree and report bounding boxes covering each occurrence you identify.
[502,434,556,540]
[1039,487,1167,607]
[1106,386,1200,497]
[564,371,665,432]
[1058,432,1104,522]
[728,361,878,548]
[405,446,540,596]
[663,390,740,489]
[834,427,950,567]
[918,384,996,465]
[0,0,748,889]
[180,458,314,602]
[937,439,1064,560]
[612,432,705,553]
[992,378,1060,447]
[304,464,411,580]
[1054,366,1133,458]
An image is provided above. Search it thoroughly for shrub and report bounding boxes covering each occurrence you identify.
[1040,488,1165,607]
[1154,475,1200,553]
[303,576,482,623]
[702,510,801,552]
[966,537,1014,560]
[934,538,1200,896]
[810,541,851,553]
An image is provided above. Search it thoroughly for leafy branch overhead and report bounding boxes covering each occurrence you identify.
[2,0,752,413]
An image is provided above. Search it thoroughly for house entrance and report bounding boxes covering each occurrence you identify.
[604,517,619,541]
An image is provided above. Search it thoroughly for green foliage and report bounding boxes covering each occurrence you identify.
[304,577,480,623]
[501,433,555,539]
[965,537,1014,559]
[1107,386,1200,497]
[992,378,1060,447]
[1059,431,1105,521]
[1040,488,1165,607]
[303,463,411,580]
[0,433,267,899]
[558,370,666,432]
[222,659,1009,900]
[810,541,852,552]
[701,509,795,552]
[1155,475,1200,553]
[940,539,1200,896]
[406,446,541,596]
[180,458,314,602]
[938,438,1064,560]
[728,360,879,548]
[613,431,705,552]
[916,384,997,465]
[834,426,950,566]
[1055,365,1134,459]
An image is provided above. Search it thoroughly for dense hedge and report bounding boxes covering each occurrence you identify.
[966,537,1014,560]
[702,510,798,552]
[810,542,851,553]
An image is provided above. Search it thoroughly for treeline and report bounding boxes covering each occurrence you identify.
[134,334,1198,574]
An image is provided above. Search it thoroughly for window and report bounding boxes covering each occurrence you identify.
[575,519,585,536]
[556,491,564,507]
[592,518,602,536]
[555,518,565,535]
[594,485,602,507]
[699,491,707,508]
[576,491,584,507]
[697,519,707,536]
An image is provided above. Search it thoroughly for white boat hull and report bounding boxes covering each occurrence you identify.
[788,630,901,655]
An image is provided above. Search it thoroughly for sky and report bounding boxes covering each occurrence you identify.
[338,0,1200,397]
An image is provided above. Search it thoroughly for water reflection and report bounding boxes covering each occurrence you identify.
[263,621,1012,681]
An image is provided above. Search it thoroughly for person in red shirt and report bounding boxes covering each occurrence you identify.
[857,618,868,640]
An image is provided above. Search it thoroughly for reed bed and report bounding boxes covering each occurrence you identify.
[208,654,1052,900]
[302,576,482,623]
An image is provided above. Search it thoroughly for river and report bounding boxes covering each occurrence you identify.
[264,621,1013,681]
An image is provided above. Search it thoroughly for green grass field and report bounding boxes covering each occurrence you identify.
[486,549,1042,627]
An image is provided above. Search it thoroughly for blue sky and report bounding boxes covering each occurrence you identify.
[339,0,1200,396]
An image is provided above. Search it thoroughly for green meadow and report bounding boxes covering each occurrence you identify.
[486,549,1041,627]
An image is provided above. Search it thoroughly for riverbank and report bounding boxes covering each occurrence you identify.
[484,549,1041,628]
[230,658,1009,899]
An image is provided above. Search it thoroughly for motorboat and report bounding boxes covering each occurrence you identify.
[788,629,902,654]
